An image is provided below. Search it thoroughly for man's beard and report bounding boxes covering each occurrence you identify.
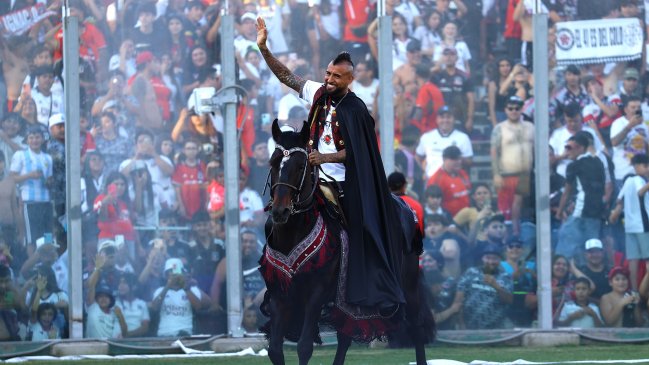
[325,83,346,99]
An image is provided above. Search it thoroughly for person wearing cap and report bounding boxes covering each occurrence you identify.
[610,95,649,185]
[15,65,64,126]
[151,258,205,337]
[46,113,67,220]
[581,74,621,148]
[500,236,536,326]
[549,102,604,178]
[599,266,643,327]
[431,45,475,132]
[128,51,166,131]
[394,38,422,96]
[490,95,534,223]
[416,105,473,179]
[555,133,605,261]
[570,239,612,300]
[426,146,471,217]
[549,64,590,129]
[610,153,649,291]
[235,12,260,58]
[620,67,642,106]
[86,281,124,339]
[432,21,472,75]
[10,127,53,245]
[258,17,407,312]
[471,214,507,266]
[453,243,513,329]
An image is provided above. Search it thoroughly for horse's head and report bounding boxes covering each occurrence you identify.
[268,119,313,224]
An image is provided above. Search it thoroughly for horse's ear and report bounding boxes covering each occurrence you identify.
[271,118,281,143]
[300,121,310,146]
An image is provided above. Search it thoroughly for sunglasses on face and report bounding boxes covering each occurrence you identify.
[506,106,521,111]
[564,145,573,150]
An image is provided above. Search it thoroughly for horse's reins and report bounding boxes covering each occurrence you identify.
[263,144,319,215]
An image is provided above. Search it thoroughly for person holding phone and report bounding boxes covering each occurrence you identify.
[93,172,135,249]
[610,96,649,187]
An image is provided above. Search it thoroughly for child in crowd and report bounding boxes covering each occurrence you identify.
[86,284,124,339]
[599,267,643,327]
[29,302,60,340]
[609,154,649,291]
[556,277,603,328]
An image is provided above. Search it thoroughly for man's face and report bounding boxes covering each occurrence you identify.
[187,6,204,22]
[574,282,590,301]
[50,124,65,142]
[565,71,580,87]
[564,114,582,133]
[34,51,52,66]
[354,64,372,83]
[624,77,639,93]
[241,233,257,258]
[564,140,583,160]
[505,103,522,121]
[136,134,154,156]
[633,162,649,178]
[625,100,642,118]
[324,62,354,97]
[482,254,501,273]
[437,113,454,133]
[253,143,269,162]
[585,248,604,266]
[1,119,20,137]
[443,157,461,173]
[139,12,155,28]
[159,217,178,240]
[406,49,421,65]
[444,51,458,66]
[37,73,54,91]
[184,142,199,160]
[192,220,211,239]
[486,221,506,242]
[241,19,256,39]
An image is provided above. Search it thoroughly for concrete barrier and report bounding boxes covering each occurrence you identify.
[52,341,109,356]
[210,337,267,353]
[522,331,580,347]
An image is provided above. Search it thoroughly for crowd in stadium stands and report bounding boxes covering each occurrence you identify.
[3,0,649,340]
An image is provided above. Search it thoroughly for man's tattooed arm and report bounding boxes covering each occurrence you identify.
[259,46,306,94]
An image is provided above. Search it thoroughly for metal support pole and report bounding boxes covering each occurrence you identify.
[221,13,244,338]
[533,10,552,330]
[62,8,83,339]
[378,13,395,174]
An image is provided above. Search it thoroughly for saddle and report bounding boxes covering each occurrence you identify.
[318,181,347,226]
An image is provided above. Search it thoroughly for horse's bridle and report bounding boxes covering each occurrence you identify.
[264,144,318,215]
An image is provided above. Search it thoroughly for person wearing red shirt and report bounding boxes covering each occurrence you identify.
[412,65,445,133]
[52,3,107,69]
[426,146,471,217]
[172,140,206,220]
[93,172,135,243]
[388,171,424,235]
[342,0,372,61]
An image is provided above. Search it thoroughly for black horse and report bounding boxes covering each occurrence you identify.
[259,120,433,365]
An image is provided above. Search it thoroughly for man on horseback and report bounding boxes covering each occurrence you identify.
[257,17,405,315]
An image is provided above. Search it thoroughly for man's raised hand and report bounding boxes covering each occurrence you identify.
[256,17,268,48]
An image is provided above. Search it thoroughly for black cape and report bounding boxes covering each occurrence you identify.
[318,91,405,308]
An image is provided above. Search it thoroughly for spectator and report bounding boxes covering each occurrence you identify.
[416,106,472,179]
[394,39,423,96]
[24,264,68,337]
[453,244,513,329]
[94,112,132,174]
[471,214,507,266]
[128,52,165,132]
[550,65,590,129]
[0,113,26,163]
[487,58,513,127]
[549,102,603,178]
[18,97,47,140]
[454,183,497,245]
[239,167,265,229]
[388,171,424,234]
[15,66,64,127]
[119,129,175,210]
[247,134,270,199]
[86,283,124,339]
[10,127,52,244]
[0,150,21,250]
[0,265,23,341]
[189,210,224,294]
[599,266,643,327]
[501,236,536,327]
[350,60,379,114]
[114,273,150,338]
[46,113,66,221]
[390,13,416,69]
[93,172,136,248]
[29,302,60,340]
[431,47,475,132]
[150,258,206,337]
[570,239,612,300]
[130,2,167,52]
[182,45,212,97]
[80,151,105,243]
[411,63,445,133]
[582,75,621,149]
[609,154,649,291]
[422,184,453,223]
[91,73,140,138]
[157,210,192,261]
[395,125,425,198]
[619,67,641,107]
[549,255,575,318]
[426,145,471,216]
[422,251,459,330]
[183,1,206,38]
[490,95,534,222]
[130,162,160,237]
[432,21,471,75]
[108,39,136,79]
[413,10,443,59]
[171,106,220,146]
[173,140,206,220]
[610,96,648,186]
[555,277,603,328]
[555,133,605,261]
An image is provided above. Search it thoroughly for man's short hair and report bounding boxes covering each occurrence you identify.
[564,103,582,119]
[387,172,407,191]
[332,52,354,69]
[574,277,591,288]
[186,0,205,10]
[565,64,581,75]
[425,185,443,198]
[426,213,448,226]
[485,214,505,227]
[137,2,157,16]
[624,95,642,108]
[442,145,462,160]
[135,128,154,142]
[631,153,649,165]
[568,133,590,148]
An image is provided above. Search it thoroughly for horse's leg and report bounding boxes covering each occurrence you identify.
[403,253,428,365]
[268,296,289,365]
[296,283,328,365]
[332,332,352,365]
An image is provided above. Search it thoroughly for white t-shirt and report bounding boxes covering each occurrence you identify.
[557,301,602,328]
[86,303,122,339]
[617,175,649,233]
[301,80,346,182]
[548,126,602,177]
[277,92,308,121]
[119,156,176,208]
[240,187,264,224]
[395,2,421,35]
[114,298,150,333]
[351,79,379,113]
[28,88,64,126]
[153,286,201,337]
[416,129,473,178]
[30,321,60,341]
[610,116,649,180]
[258,1,289,54]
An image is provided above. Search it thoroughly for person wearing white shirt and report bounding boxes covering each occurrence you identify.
[114,273,150,337]
[610,96,649,186]
[416,106,473,178]
[350,60,379,113]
